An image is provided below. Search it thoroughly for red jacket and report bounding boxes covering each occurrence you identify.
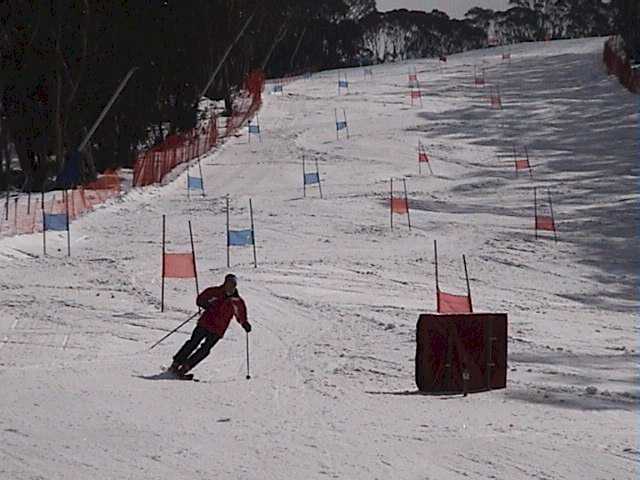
[196,285,248,337]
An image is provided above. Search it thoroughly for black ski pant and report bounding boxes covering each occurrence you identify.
[173,325,221,370]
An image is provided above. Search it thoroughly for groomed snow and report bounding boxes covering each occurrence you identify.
[0,37,637,479]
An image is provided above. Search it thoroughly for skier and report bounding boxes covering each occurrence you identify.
[169,273,251,377]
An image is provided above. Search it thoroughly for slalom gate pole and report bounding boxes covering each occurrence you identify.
[161,215,166,311]
[249,198,257,268]
[525,146,532,177]
[302,156,306,198]
[548,188,558,243]
[189,220,199,295]
[316,158,323,199]
[434,240,440,312]
[197,157,205,196]
[390,178,393,230]
[65,190,71,257]
[403,178,411,230]
[463,254,472,312]
[226,195,230,268]
[534,188,538,239]
[42,190,47,256]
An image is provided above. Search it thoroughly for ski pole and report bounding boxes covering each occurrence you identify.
[149,310,199,350]
[245,332,251,380]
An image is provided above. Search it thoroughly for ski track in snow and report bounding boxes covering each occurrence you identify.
[0,37,637,479]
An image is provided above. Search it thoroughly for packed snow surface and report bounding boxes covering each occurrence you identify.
[1,37,637,479]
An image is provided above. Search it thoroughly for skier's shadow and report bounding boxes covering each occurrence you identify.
[365,390,463,399]
[134,371,180,381]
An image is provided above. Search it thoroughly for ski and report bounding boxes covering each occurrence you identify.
[160,366,200,382]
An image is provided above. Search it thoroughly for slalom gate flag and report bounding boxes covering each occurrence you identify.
[433,240,473,313]
[535,215,555,231]
[391,198,409,214]
[272,84,283,93]
[336,121,348,131]
[437,291,472,313]
[515,159,530,170]
[248,124,260,134]
[534,187,557,241]
[228,229,254,246]
[44,213,68,231]
[304,172,320,185]
[188,175,203,190]
[419,151,429,163]
[163,253,196,278]
[338,79,349,88]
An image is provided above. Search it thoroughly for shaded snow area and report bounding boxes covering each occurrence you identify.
[1,38,637,479]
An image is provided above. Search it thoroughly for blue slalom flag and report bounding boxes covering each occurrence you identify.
[336,121,348,131]
[338,80,349,88]
[44,213,68,231]
[304,172,320,185]
[248,124,260,134]
[272,84,283,93]
[304,72,312,79]
[188,175,203,190]
[228,229,254,246]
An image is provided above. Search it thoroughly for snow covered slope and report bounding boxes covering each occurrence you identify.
[0,37,637,479]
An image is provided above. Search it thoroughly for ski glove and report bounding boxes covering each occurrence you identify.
[242,322,252,333]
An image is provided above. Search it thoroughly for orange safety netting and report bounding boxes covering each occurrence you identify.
[133,70,264,188]
[224,70,264,138]
[163,253,196,278]
[391,198,409,214]
[535,215,555,232]
[437,291,472,314]
[0,169,122,239]
[132,129,215,188]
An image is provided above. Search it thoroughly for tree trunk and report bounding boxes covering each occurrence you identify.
[223,62,233,116]
[289,26,307,71]
[260,23,288,72]
[55,56,64,172]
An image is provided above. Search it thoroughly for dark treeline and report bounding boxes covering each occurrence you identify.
[465,0,614,45]
[0,0,626,192]
[611,0,640,61]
